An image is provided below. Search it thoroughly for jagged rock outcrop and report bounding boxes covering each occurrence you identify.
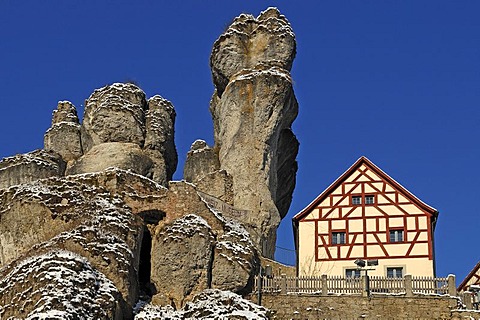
[145,95,177,180]
[0,169,260,317]
[0,250,123,319]
[210,8,296,97]
[44,101,83,162]
[0,149,65,189]
[0,7,298,318]
[211,222,258,293]
[187,7,299,257]
[183,140,234,204]
[0,173,144,318]
[150,214,215,307]
[81,83,148,151]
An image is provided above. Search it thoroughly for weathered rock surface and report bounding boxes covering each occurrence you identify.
[40,83,179,186]
[0,7,298,318]
[0,168,260,317]
[81,83,148,152]
[135,289,270,319]
[66,142,155,179]
[210,7,296,97]
[150,214,215,307]
[0,173,144,317]
[184,140,220,183]
[183,140,234,204]
[0,250,123,319]
[212,222,258,293]
[0,149,65,189]
[44,101,83,162]
[145,95,177,180]
[206,7,299,257]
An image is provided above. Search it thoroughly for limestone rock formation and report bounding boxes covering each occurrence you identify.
[150,214,215,307]
[210,8,296,97]
[211,222,258,293]
[184,140,234,204]
[0,168,261,317]
[81,83,148,151]
[188,7,299,257]
[145,95,177,180]
[0,149,65,189]
[44,101,83,162]
[0,173,145,318]
[0,7,298,318]
[41,83,178,186]
[0,250,123,319]
[66,142,156,179]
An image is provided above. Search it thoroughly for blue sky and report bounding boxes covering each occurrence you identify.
[1,1,479,283]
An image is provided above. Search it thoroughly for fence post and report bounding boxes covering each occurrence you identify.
[280,274,287,295]
[322,274,328,296]
[447,274,456,296]
[463,291,473,309]
[361,275,368,297]
[405,274,413,297]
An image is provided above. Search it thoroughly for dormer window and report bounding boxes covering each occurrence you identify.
[352,196,362,205]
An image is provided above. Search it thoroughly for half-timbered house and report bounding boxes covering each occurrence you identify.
[293,156,438,278]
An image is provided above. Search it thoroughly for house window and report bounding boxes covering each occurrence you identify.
[332,232,346,245]
[365,195,375,204]
[387,267,403,278]
[389,229,404,243]
[352,196,362,205]
[346,269,361,278]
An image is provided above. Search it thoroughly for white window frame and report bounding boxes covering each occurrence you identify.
[352,196,362,205]
[389,229,404,243]
[345,268,361,278]
[365,195,375,204]
[386,267,403,278]
[332,231,346,245]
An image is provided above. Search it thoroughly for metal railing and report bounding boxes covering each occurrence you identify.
[254,274,456,297]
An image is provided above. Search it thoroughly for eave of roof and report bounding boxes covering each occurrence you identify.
[458,260,480,291]
[293,156,438,222]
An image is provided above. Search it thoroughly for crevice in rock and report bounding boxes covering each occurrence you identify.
[207,243,215,289]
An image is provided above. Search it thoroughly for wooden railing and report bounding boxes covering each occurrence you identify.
[254,274,456,297]
[412,276,449,294]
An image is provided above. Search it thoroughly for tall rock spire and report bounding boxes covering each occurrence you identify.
[208,8,299,257]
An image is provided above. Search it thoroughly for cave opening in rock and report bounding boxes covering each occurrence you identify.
[138,225,153,297]
[138,209,165,298]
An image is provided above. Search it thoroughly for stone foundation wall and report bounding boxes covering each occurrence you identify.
[250,294,473,320]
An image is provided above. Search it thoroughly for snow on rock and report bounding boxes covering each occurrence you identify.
[212,218,259,294]
[0,149,65,189]
[44,101,83,162]
[0,173,144,316]
[0,250,121,319]
[150,214,215,308]
[135,289,270,320]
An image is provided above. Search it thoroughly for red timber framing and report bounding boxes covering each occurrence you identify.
[458,261,480,292]
[293,156,438,263]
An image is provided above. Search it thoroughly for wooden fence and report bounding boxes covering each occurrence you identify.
[254,274,456,297]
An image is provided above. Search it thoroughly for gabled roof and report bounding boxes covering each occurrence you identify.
[458,261,480,291]
[293,156,438,222]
